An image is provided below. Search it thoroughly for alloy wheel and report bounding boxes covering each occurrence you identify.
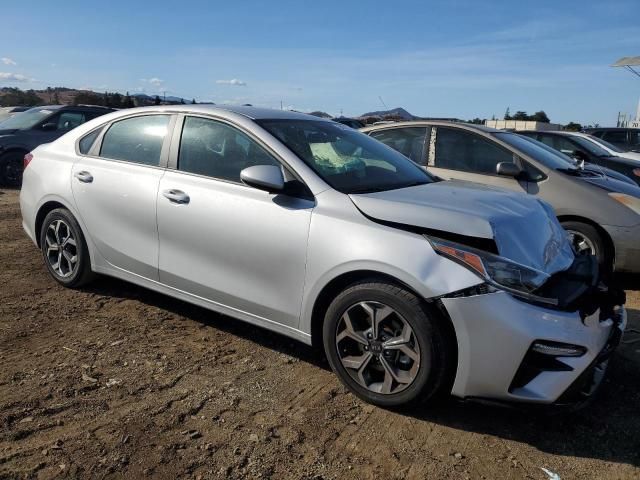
[45,219,78,278]
[335,301,421,395]
[566,230,596,256]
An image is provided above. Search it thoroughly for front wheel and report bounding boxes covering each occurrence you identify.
[323,279,454,407]
[561,221,609,270]
[39,208,94,288]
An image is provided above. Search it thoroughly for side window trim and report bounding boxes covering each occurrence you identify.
[88,113,176,169]
[167,114,312,194]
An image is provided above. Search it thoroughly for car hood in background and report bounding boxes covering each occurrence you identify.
[350,180,574,275]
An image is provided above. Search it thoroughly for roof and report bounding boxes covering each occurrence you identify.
[360,120,502,134]
[584,127,640,132]
[103,104,325,121]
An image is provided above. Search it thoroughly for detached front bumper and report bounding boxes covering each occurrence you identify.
[441,290,626,405]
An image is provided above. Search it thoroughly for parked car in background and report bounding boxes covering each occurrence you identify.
[332,117,365,129]
[362,121,640,273]
[585,128,640,152]
[518,130,640,186]
[0,105,114,186]
[0,106,30,123]
[20,105,626,408]
[516,134,637,185]
[570,131,640,162]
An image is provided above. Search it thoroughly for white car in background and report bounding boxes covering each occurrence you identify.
[571,131,640,162]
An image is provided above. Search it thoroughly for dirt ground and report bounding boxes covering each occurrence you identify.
[0,187,639,480]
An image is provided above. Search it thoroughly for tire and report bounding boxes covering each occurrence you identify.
[39,208,95,288]
[322,279,454,408]
[561,221,608,270]
[0,151,26,187]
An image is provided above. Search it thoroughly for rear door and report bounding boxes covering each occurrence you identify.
[71,113,174,279]
[427,126,529,193]
[156,115,314,327]
[368,127,429,166]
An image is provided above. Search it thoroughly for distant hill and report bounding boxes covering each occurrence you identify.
[359,107,415,120]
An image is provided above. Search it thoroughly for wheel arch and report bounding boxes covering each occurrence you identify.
[557,214,615,264]
[309,269,458,356]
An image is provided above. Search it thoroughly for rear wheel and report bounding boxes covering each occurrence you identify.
[323,279,454,407]
[0,151,25,187]
[39,208,94,288]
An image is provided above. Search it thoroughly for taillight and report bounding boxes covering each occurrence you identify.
[24,153,33,169]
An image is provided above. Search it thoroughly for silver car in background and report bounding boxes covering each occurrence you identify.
[20,106,626,408]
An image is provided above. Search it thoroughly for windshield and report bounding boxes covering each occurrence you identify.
[496,132,575,170]
[0,107,56,130]
[569,135,612,157]
[582,134,624,153]
[258,119,434,193]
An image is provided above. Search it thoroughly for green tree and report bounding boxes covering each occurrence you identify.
[532,110,550,123]
[564,122,582,132]
[191,98,196,104]
[512,111,529,121]
[504,107,511,120]
[154,95,161,105]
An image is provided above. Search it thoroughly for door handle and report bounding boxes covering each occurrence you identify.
[162,189,190,204]
[74,171,93,183]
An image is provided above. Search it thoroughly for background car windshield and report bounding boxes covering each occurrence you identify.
[498,133,575,170]
[0,107,55,129]
[570,135,612,156]
[257,119,433,193]
[587,135,624,153]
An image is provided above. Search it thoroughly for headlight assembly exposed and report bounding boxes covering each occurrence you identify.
[608,192,640,215]
[428,237,558,305]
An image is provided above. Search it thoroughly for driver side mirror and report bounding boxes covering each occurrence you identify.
[41,123,57,131]
[240,165,285,193]
[496,162,523,178]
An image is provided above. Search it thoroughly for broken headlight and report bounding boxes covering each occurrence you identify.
[428,237,557,306]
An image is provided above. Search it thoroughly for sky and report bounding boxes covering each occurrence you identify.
[0,0,638,124]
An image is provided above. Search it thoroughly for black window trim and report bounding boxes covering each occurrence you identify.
[167,113,314,199]
[79,112,177,170]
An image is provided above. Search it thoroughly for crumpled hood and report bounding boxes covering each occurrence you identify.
[350,180,574,275]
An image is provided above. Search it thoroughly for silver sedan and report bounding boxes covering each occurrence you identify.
[20,106,626,408]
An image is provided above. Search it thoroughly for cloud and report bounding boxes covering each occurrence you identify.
[216,78,247,86]
[1,57,16,66]
[0,72,30,82]
[148,77,163,87]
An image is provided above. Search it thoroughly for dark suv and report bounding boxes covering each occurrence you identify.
[585,128,640,152]
[0,105,114,186]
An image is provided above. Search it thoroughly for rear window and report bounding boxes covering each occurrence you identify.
[100,115,170,166]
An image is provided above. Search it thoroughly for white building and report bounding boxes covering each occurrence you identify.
[484,120,563,131]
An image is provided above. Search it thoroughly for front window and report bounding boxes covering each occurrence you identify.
[0,107,58,130]
[434,127,514,174]
[586,135,624,153]
[257,119,433,194]
[568,136,611,157]
[497,133,575,170]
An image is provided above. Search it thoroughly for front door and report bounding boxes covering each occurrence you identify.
[156,116,313,327]
[427,126,529,193]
